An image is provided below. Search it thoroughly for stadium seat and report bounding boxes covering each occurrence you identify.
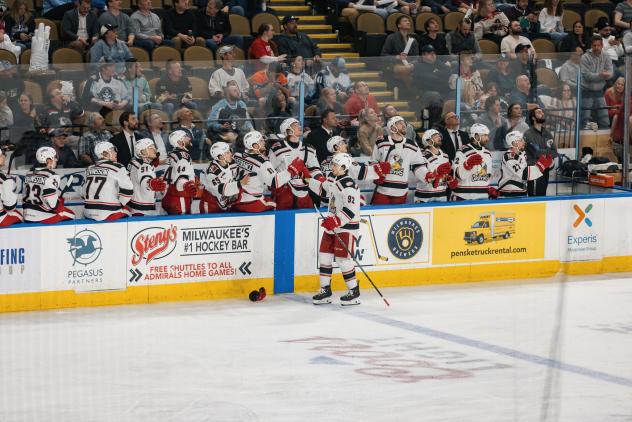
[562,10,582,31]
[151,46,182,69]
[416,12,443,33]
[0,50,17,65]
[188,76,210,100]
[230,14,251,36]
[34,18,59,40]
[251,12,280,34]
[20,49,31,65]
[52,48,83,70]
[129,46,151,64]
[183,45,215,66]
[24,80,43,104]
[532,38,556,54]
[148,77,160,97]
[230,46,245,61]
[590,2,615,17]
[536,67,560,90]
[443,12,464,32]
[584,9,609,30]
[357,12,385,34]
[478,39,499,55]
[104,110,126,127]
[386,12,408,33]
[150,0,162,7]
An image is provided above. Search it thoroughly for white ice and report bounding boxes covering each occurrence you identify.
[1,273,632,422]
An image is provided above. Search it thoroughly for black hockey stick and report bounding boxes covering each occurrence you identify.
[313,204,390,307]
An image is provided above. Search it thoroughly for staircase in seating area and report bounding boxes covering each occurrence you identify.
[272,0,419,128]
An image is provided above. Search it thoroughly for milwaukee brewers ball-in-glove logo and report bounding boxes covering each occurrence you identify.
[387,217,423,259]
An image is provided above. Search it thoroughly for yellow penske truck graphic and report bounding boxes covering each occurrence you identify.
[464,212,516,244]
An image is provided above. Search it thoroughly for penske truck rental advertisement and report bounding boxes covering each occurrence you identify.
[432,203,546,265]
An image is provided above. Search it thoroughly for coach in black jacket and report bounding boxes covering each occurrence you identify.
[436,111,469,162]
[61,0,99,51]
[305,108,339,163]
[109,112,141,167]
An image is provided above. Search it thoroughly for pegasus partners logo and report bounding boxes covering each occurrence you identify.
[67,229,103,266]
[572,204,593,228]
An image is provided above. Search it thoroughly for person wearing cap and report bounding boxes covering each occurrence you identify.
[250,23,286,66]
[208,45,250,100]
[131,0,171,52]
[509,43,535,81]
[195,0,243,53]
[446,18,482,58]
[537,0,566,43]
[155,59,196,116]
[614,0,632,50]
[0,59,24,110]
[83,57,129,115]
[90,24,133,74]
[315,57,352,102]
[411,44,450,109]
[206,80,253,143]
[98,0,134,46]
[594,17,624,66]
[500,20,534,59]
[47,128,83,168]
[78,112,113,165]
[276,16,321,67]
[162,0,197,51]
[61,0,99,54]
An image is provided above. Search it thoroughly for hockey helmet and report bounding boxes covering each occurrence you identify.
[36,146,57,164]
[326,136,347,153]
[94,141,116,159]
[168,129,191,149]
[386,115,406,133]
[505,130,524,147]
[421,129,442,147]
[469,123,490,139]
[210,142,231,161]
[331,152,353,171]
[134,138,156,157]
[279,117,300,138]
[243,130,265,150]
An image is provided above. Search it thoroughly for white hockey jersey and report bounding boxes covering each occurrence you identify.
[308,174,361,235]
[453,143,493,200]
[269,139,323,198]
[164,148,196,195]
[83,160,133,220]
[22,167,63,222]
[0,172,19,217]
[371,136,426,198]
[128,157,159,215]
[233,152,291,203]
[498,150,543,197]
[201,160,241,211]
[414,149,451,203]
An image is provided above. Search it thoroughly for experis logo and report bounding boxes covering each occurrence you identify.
[572,204,593,228]
[131,225,178,266]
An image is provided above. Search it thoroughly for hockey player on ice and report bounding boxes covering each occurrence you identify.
[321,135,390,181]
[22,147,75,224]
[452,123,495,201]
[498,131,553,198]
[128,138,166,216]
[83,142,134,221]
[232,130,306,212]
[306,152,362,306]
[371,116,427,205]
[161,130,198,215]
[269,118,324,210]
[414,129,454,203]
[199,142,244,213]
[0,149,22,227]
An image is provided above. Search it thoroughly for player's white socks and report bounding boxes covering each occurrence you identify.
[319,252,334,288]
[339,259,358,290]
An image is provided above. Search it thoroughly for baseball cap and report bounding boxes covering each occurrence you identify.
[100,24,118,37]
[514,43,530,53]
[282,15,299,25]
[0,60,13,71]
[98,56,115,66]
[421,44,436,54]
[595,17,610,31]
[498,53,510,61]
[51,128,70,137]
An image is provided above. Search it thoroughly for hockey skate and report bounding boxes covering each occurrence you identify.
[312,286,333,305]
[340,286,361,306]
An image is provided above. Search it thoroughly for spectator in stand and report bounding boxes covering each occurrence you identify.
[140,111,170,161]
[446,19,482,58]
[381,15,417,88]
[412,45,450,112]
[396,0,431,15]
[436,111,469,162]
[594,18,624,67]
[551,83,576,121]
[90,24,133,75]
[315,57,352,102]
[558,47,582,90]
[614,0,632,50]
[275,16,321,67]
[357,107,384,156]
[524,107,555,197]
[155,59,196,116]
[47,128,83,168]
[419,17,449,56]
[109,111,141,167]
[501,20,534,59]
[473,0,509,44]
[306,108,339,163]
[43,0,74,20]
[510,74,541,111]
[0,60,24,110]
[344,81,379,119]
[98,0,135,47]
[4,0,35,50]
[266,89,295,135]
[61,0,99,54]
[504,102,529,135]
[174,107,208,161]
[338,1,393,30]
[13,93,38,142]
[538,0,565,43]
[488,53,513,95]
[122,58,159,113]
[0,93,13,143]
[131,0,172,52]
[287,56,316,102]
[580,36,612,129]
[250,23,286,65]
[509,43,535,80]
[449,50,482,111]
[559,21,589,53]
[317,87,345,117]
[604,77,632,146]
[0,21,22,59]
[196,0,243,53]
[249,62,289,104]
[478,96,506,151]
[40,84,84,134]
[382,104,416,142]
[206,80,253,144]
[83,58,129,115]
[78,112,113,165]
[477,81,499,110]
[163,0,197,51]
[504,0,539,39]
[208,45,250,100]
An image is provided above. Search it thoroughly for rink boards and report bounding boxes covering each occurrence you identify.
[2,193,632,312]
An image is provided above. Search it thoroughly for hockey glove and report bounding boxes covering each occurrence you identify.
[314,173,326,183]
[149,177,167,192]
[488,186,499,199]
[464,154,483,170]
[536,154,554,172]
[150,153,161,168]
[54,197,65,213]
[424,171,436,183]
[321,216,342,231]
[301,166,313,179]
[373,161,391,177]
[436,162,452,176]
[183,180,198,197]
[447,176,459,190]
[287,157,306,177]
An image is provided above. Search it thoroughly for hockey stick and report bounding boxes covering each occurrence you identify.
[313,204,390,307]
[361,216,389,262]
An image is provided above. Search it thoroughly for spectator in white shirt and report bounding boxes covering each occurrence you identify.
[500,20,535,59]
[538,0,566,43]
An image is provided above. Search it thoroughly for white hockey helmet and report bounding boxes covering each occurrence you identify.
[243,130,265,150]
[421,129,442,147]
[505,130,524,146]
[387,115,406,133]
[469,123,490,139]
[331,152,353,171]
[134,138,156,157]
[94,141,116,159]
[36,146,57,164]
[279,117,300,138]
[210,142,231,161]
[326,136,347,153]
[169,129,190,149]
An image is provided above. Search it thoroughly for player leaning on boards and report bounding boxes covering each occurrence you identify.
[414,129,455,203]
[498,131,553,198]
[0,149,22,227]
[306,153,362,306]
[199,142,244,213]
[162,130,198,215]
[83,142,134,221]
[23,147,76,224]
[452,123,495,201]
[128,138,167,216]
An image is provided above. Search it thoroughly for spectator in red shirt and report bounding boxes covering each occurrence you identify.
[250,23,286,65]
[343,81,379,119]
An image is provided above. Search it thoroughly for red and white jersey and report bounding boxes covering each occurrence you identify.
[453,143,493,200]
[233,152,291,203]
[0,171,19,217]
[201,160,241,211]
[22,167,63,222]
[164,148,195,194]
[371,136,426,197]
[128,158,159,215]
[415,148,451,203]
[320,156,379,181]
[83,160,133,220]
[308,173,360,235]
[269,139,323,198]
[498,149,543,197]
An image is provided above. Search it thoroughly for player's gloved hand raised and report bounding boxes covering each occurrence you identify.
[488,186,499,199]
[536,154,554,172]
[54,196,65,213]
[321,215,342,231]
[315,174,326,182]
[372,161,391,177]
[464,153,483,170]
[424,171,436,183]
[287,157,306,177]
[436,162,452,176]
[149,177,166,192]
[447,175,458,190]
[183,180,198,197]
